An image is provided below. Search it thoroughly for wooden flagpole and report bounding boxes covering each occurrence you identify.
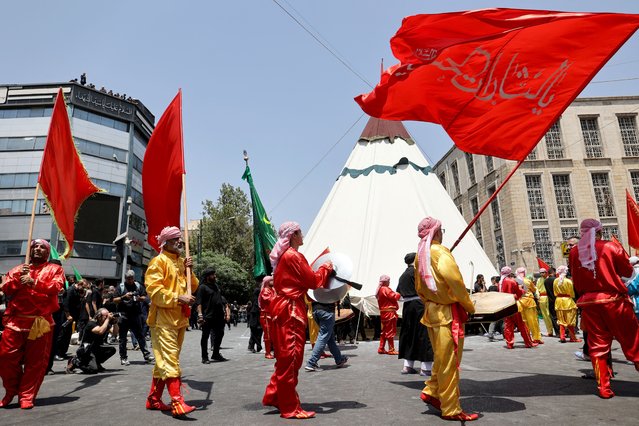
[182,174,192,296]
[451,159,525,252]
[24,183,41,264]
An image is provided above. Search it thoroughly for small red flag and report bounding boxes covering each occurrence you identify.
[39,88,101,259]
[142,90,185,252]
[355,9,639,161]
[536,257,551,271]
[626,190,639,250]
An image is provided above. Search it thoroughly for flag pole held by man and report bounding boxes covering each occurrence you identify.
[142,90,199,418]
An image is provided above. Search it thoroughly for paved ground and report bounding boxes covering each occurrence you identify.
[1,322,638,425]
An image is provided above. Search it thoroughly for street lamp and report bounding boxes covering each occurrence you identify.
[120,196,132,283]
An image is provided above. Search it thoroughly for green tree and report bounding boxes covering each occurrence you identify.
[197,251,253,304]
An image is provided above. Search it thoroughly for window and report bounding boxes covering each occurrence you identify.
[495,235,506,269]
[130,213,147,233]
[72,107,129,132]
[0,108,52,119]
[0,136,47,152]
[91,178,126,197]
[487,186,501,231]
[74,137,127,163]
[545,121,565,159]
[533,228,554,266]
[465,152,476,185]
[525,175,546,219]
[580,117,603,158]
[602,226,620,242]
[131,154,143,174]
[0,173,38,188]
[0,240,26,256]
[131,188,144,208]
[0,199,46,216]
[591,173,615,217]
[485,156,494,173]
[456,204,463,215]
[552,174,576,219]
[561,227,579,241]
[527,149,538,160]
[470,197,483,247]
[451,161,460,196]
[619,116,639,157]
[631,171,639,201]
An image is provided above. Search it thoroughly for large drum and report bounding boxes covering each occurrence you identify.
[335,308,355,325]
[467,292,518,323]
[308,253,354,303]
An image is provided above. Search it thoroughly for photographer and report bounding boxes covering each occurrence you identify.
[102,285,118,344]
[114,270,154,365]
[66,308,117,374]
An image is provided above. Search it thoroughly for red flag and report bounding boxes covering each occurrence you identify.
[39,88,101,259]
[536,257,551,271]
[626,189,639,250]
[611,234,630,257]
[142,90,185,252]
[355,9,639,160]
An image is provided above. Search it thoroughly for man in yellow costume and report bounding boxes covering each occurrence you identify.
[536,268,555,337]
[553,265,582,344]
[414,217,478,422]
[516,267,543,344]
[144,226,199,418]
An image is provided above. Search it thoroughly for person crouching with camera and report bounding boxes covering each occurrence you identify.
[66,308,117,374]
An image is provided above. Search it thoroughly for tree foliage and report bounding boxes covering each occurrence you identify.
[192,183,255,302]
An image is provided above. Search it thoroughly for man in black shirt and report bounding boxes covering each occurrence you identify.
[114,270,154,366]
[544,267,560,335]
[196,268,230,363]
[66,308,116,374]
[55,278,85,360]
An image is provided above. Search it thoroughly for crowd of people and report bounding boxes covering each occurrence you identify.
[0,217,638,420]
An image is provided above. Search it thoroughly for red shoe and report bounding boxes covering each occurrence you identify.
[534,340,544,345]
[420,392,441,410]
[20,400,34,410]
[0,393,15,408]
[320,352,332,359]
[525,342,539,348]
[570,338,583,343]
[283,409,316,419]
[386,349,399,355]
[146,378,171,411]
[265,353,274,359]
[441,411,479,421]
[166,377,196,417]
[378,348,387,354]
[506,344,514,349]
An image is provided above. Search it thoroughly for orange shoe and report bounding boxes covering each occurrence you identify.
[283,409,316,419]
[570,338,583,343]
[378,348,387,354]
[441,411,479,421]
[386,349,399,355]
[420,392,441,410]
[265,353,275,359]
[534,340,544,345]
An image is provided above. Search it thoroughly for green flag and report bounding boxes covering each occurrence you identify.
[242,164,277,278]
[72,265,83,282]
[49,244,60,261]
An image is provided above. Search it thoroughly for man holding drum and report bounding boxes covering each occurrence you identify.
[414,217,478,421]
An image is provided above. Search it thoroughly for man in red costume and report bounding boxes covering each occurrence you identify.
[499,266,536,349]
[569,219,639,398]
[262,221,333,419]
[375,275,401,355]
[258,275,276,359]
[0,239,64,409]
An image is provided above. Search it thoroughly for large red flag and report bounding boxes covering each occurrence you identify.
[39,88,101,259]
[626,189,639,250]
[356,9,639,160]
[142,90,185,252]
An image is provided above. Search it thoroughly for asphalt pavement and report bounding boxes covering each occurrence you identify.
[1,321,638,425]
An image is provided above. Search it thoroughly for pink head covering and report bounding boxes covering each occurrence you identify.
[539,267,548,274]
[556,265,568,286]
[500,266,512,283]
[269,221,301,271]
[31,239,51,257]
[417,217,442,293]
[515,267,526,279]
[578,219,603,271]
[157,226,182,249]
[376,274,391,296]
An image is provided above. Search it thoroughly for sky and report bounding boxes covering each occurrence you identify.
[4,1,639,231]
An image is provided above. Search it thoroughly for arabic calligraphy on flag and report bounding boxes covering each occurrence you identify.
[356,9,639,161]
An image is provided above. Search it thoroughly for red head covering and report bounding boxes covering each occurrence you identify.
[156,226,181,249]
[269,221,301,271]
[417,217,441,293]
[578,219,603,271]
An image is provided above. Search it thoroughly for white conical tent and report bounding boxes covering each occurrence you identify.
[301,117,498,315]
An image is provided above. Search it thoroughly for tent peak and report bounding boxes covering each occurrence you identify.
[358,117,414,145]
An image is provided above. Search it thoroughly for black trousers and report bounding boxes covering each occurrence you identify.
[201,319,225,359]
[48,309,65,369]
[56,316,77,357]
[248,323,263,351]
[118,314,150,359]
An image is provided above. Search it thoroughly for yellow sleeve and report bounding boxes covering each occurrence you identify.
[568,279,575,298]
[145,257,177,308]
[437,249,475,314]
